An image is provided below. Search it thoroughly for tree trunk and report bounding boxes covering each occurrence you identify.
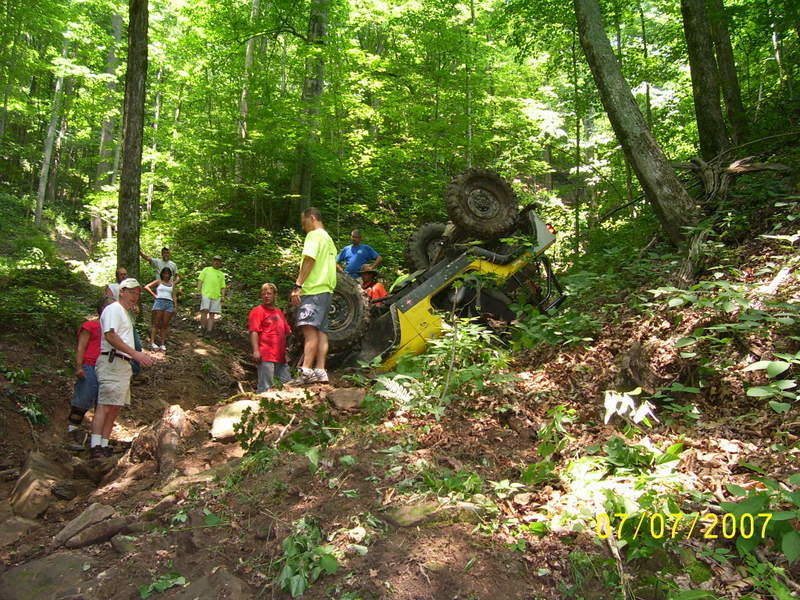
[236,0,260,183]
[290,0,329,211]
[145,68,162,214]
[680,0,729,161]
[636,0,653,130]
[574,0,695,247]
[571,31,582,257]
[117,0,149,279]
[35,37,68,226]
[706,0,748,144]
[96,13,123,188]
[464,0,475,168]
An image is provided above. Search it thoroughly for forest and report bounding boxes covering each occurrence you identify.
[1,0,800,598]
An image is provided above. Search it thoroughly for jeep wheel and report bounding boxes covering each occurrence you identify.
[406,222,447,271]
[445,168,518,240]
[327,272,370,351]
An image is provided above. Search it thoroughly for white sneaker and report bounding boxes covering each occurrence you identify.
[313,369,329,383]
[160,345,166,351]
[286,369,316,386]
[150,343,159,350]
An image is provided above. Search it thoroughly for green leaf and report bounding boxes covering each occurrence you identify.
[670,591,715,600]
[319,553,339,575]
[668,297,685,308]
[781,530,800,563]
[305,446,320,471]
[743,360,771,372]
[680,352,697,358]
[767,361,791,378]
[746,386,775,397]
[339,455,356,467]
[676,337,697,348]
[203,509,222,526]
[737,462,768,475]
[788,473,800,487]
[775,379,796,390]
[725,483,747,496]
[771,511,799,521]
[768,401,792,414]
[289,573,307,598]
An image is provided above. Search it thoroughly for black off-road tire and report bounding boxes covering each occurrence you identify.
[445,168,519,240]
[326,272,370,351]
[286,272,370,365]
[406,222,447,271]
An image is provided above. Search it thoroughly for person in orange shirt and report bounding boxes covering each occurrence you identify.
[358,267,387,306]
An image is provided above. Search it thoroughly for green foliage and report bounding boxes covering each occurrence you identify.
[372,318,510,419]
[274,518,339,598]
[536,404,576,458]
[743,351,800,404]
[722,475,800,565]
[418,468,484,499]
[138,573,187,598]
[512,307,600,349]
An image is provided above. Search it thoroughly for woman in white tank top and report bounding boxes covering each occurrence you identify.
[144,267,177,352]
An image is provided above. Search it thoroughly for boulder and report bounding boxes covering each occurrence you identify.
[64,517,128,549]
[52,503,115,547]
[0,551,94,600]
[160,460,240,494]
[210,401,260,441]
[0,517,39,549]
[171,566,250,600]
[327,388,366,410]
[9,452,72,519]
[110,534,137,554]
[384,500,484,527]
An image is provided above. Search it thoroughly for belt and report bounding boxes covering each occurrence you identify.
[100,351,133,362]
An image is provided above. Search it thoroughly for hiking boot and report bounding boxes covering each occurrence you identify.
[64,429,87,452]
[313,369,329,383]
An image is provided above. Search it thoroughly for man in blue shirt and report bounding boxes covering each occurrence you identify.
[336,230,382,278]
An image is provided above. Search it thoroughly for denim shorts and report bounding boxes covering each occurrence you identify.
[71,364,98,411]
[153,298,174,312]
[296,292,332,333]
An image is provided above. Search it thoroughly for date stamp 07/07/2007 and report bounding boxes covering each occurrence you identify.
[595,512,773,540]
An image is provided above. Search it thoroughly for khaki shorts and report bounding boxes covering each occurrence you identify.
[95,356,133,406]
[200,295,222,314]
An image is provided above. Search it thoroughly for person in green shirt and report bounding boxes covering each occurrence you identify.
[288,207,337,385]
[197,255,227,334]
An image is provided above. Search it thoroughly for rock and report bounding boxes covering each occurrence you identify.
[160,460,241,494]
[210,400,261,441]
[9,452,72,519]
[384,500,484,527]
[171,566,251,600]
[0,550,94,600]
[71,459,108,485]
[110,534,137,554]
[0,517,40,548]
[141,494,177,521]
[52,503,115,547]
[52,480,77,501]
[64,517,129,549]
[327,388,366,410]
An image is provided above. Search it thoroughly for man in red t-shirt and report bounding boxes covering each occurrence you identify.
[65,297,113,451]
[249,283,292,393]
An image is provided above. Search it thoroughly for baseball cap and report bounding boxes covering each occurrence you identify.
[119,278,141,290]
[212,255,222,260]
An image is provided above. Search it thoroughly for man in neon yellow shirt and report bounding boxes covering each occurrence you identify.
[197,255,227,334]
[289,207,337,384]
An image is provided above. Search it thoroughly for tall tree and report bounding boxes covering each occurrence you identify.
[680,0,729,160]
[573,0,695,246]
[34,37,68,226]
[117,0,149,278]
[236,0,260,183]
[706,0,748,144]
[291,0,329,210]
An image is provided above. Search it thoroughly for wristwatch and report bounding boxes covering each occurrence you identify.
[293,283,302,290]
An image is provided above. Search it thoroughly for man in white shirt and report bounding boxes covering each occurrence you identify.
[91,279,155,459]
[139,246,180,283]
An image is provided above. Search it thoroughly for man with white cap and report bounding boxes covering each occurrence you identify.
[90,278,155,459]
